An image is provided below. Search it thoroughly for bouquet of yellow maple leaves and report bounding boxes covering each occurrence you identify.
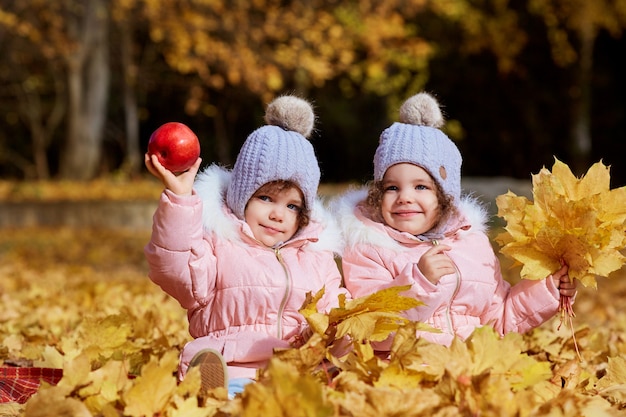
[495,158,626,318]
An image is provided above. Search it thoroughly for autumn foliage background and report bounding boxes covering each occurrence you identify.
[1,179,626,416]
[1,1,626,415]
[1,1,626,187]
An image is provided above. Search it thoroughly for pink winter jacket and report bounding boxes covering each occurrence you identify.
[144,165,348,380]
[331,188,562,348]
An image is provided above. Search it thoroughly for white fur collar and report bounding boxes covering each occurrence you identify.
[328,186,490,251]
[193,164,239,241]
[193,164,344,254]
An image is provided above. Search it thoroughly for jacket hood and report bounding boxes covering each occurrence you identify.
[328,186,490,251]
[194,164,344,255]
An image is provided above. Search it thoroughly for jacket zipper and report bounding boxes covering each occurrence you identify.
[274,248,291,340]
[433,239,461,334]
[445,263,462,334]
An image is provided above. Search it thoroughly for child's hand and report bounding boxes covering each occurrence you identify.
[551,264,577,298]
[417,244,456,284]
[144,153,201,196]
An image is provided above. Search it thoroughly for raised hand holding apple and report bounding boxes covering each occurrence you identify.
[147,122,201,173]
[145,122,202,196]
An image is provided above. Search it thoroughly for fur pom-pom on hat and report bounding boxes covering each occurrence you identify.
[264,96,315,138]
[226,95,321,220]
[398,93,444,128]
[374,92,462,203]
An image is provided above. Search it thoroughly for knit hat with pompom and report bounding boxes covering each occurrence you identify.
[373,92,462,203]
[226,95,321,219]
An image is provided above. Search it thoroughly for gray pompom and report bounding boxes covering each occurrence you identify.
[264,95,315,138]
[398,92,444,128]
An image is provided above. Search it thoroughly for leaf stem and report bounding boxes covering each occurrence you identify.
[558,295,582,362]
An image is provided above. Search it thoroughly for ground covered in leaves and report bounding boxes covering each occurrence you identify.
[1,224,625,416]
[0,179,164,202]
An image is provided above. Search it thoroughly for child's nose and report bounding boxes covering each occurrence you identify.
[269,206,284,221]
[397,189,414,203]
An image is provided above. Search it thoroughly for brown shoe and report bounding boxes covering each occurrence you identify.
[188,349,228,392]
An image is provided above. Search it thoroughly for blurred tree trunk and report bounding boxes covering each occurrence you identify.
[59,0,110,180]
[0,1,68,179]
[14,70,66,179]
[119,17,141,176]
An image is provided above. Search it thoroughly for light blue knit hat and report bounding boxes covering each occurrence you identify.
[226,95,321,219]
[374,92,462,203]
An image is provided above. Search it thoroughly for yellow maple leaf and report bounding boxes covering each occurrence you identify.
[0,403,24,417]
[240,358,334,417]
[298,287,331,337]
[76,314,136,360]
[465,327,526,376]
[272,332,330,378]
[596,356,626,404]
[35,345,64,369]
[330,285,424,342]
[175,363,202,398]
[376,362,424,389]
[299,285,423,346]
[23,387,92,417]
[334,340,386,385]
[78,359,131,405]
[390,321,439,359]
[496,158,626,288]
[56,352,92,396]
[340,383,442,417]
[122,350,179,417]
[169,396,217,417]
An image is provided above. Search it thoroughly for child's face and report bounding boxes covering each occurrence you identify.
[380,163,441,236]
[244,185,304,248]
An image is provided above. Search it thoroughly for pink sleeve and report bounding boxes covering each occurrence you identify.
[144,190,217,310]
[483,258,561,335]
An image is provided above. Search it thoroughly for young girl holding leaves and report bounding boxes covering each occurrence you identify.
[331,92,577,348]
[144,95,348,397]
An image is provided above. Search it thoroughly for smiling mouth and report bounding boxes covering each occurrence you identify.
[261,224,282,234]
[393,211,421,217]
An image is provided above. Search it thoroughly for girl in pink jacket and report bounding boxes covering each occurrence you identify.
[144,96,348,397]
[331,92,577,349]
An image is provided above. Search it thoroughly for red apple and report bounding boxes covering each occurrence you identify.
[147,122,201,173]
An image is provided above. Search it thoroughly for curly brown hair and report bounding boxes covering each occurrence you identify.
[363,176,455,233]
[249,180,311,229]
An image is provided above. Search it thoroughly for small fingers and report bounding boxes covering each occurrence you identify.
[424,244,452,257]
[560,276,577,289]
[558,275,577,297]
[560,287,577,297]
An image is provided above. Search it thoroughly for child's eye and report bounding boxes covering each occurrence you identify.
[258,195,271,202]
[384,185,398,192]
[287,203,301,211]
[416,184,429,190]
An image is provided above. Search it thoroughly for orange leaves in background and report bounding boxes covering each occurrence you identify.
[496,158,626,289]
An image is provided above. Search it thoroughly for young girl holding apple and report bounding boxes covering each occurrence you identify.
[331,92,577,350]
[144,95,348,398]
